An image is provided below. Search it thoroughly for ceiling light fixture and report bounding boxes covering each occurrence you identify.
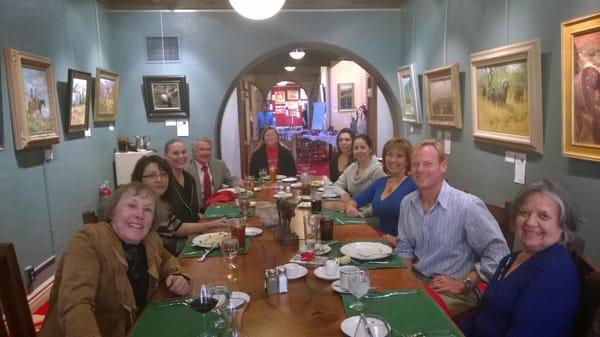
[284,66,296,72]
[289,49,305,60]
[229,0,286,20]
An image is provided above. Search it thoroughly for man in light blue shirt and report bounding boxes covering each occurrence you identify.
[396,139,509,316]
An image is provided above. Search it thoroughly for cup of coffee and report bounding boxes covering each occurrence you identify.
[324,259,339,277]
[339,265,360,291]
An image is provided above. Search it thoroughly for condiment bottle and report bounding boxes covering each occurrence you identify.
[277,266,288,293]
[265,269,279,295]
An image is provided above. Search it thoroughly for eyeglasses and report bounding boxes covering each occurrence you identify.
[142,172,168,180]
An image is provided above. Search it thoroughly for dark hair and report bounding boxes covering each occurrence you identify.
[164,138,185,154]
[381,137,412,175]
[353,134,374,151]
[336,128,356,152]
[131,155,173,200]
[511,177,584,244]
[97,182,166,231]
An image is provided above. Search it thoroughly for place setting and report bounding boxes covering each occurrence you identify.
[328,241,406,269]
[178,228,250,259]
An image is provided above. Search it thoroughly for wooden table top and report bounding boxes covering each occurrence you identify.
[174,180,430,336]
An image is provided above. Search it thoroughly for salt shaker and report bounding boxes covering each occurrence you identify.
[277,266,288,293]
[265,269,279,295]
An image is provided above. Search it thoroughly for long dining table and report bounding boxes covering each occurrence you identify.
[133,178,463,337]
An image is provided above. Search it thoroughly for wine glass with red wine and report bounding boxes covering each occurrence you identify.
[189,284,220,337]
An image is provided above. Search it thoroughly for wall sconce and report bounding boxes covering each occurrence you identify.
[229,0,286,20]
[289,49,305,60]
[284,66,296,72]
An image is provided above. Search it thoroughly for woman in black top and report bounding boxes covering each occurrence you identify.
[249,127,297,177]
[328,128,355,182]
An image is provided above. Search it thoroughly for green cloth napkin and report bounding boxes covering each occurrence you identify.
[203,204,243,218]
[321,209,367,225]
[129,302,221,337]
[178,237,250,258]
[341,290,461,336]
[326,241,405,269]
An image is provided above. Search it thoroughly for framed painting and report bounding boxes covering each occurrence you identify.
[471,39,543,153]
[274,91,285,105]
[562,12,600,161]
[423,63,462,128]
[286,89,299,101]
[338,83,354,112]
[4,48,60,150]
[93,68,119,122]
[66,69,91,133]
[143,75,189,118]
[397,63,422,124]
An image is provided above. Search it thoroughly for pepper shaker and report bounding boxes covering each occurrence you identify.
[265,269,279,295]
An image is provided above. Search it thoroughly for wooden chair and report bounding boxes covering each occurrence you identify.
[81,211,98,225]
[572,250,600,337]
[0,243,36,337]
[485,201,514,249]
[295,137,314,164]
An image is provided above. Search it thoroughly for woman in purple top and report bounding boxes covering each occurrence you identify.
[345,138,416,245]
[460,178,583,337]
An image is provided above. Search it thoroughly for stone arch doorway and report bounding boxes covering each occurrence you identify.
[216,42,401,176]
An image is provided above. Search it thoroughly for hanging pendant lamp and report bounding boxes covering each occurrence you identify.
[229,0,286,20]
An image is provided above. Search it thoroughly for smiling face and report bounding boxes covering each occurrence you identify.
[263,129,279,147]
[410,145,446,192]
[352,138,372,163]
[385,147,409,177]
[516,192,563,254]
[164,141,188,171]
[110,189,156,244]
[337,132,353,154]
[141,162,169,196]
[193,140,212,165]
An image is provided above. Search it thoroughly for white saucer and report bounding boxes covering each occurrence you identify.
[290,182,302,188]
[250,201,257,207]
[245,227,263,236]
[282,177,298,182]
[300,195,312,201]
[276,175,286,180]
[313,266,339,280]
[340,316,389,337]
[331,280,350,294]
[283,263,308,280]
[253,187,262,192]
[322,193,338,199]
[230,291,251,304]
[273,193,293,199]
[314,244,332,255]
[297,201,311,208]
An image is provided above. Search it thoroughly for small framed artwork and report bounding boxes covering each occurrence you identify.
[274,91,285,105]
[66,69,92,133]
[423,63,462,128]
[93,68,119,122]
[338,83,354,112]
[397,63,423,124]
[562,12,600,161]
[286,89,299,101]
[4,48,60,150]
[471,39,543,153]
[143,75,189,118]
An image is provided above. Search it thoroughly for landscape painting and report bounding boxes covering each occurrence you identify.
[66,69,91,133]
[22,67,53,134]
[338,83,354,112]
[423,63,462,128]
[397,63,422,124]
[93,68,119,122]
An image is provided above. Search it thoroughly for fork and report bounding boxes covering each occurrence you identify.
[197,245,216,262]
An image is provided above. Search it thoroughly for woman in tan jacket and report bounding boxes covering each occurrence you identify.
[39,182,191,337]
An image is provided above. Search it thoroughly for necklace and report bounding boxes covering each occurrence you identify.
[385,176,406,193]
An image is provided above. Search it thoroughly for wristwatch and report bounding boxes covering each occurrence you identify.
[463,277,475,290]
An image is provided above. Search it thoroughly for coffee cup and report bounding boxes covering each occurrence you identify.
[339,265,360,291]
[324,259,339,277]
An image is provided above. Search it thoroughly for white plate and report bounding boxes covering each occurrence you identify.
[318,187,324,192]
[340,316,389,337]
[191,232,229,248]
[250,201,257,207]
[245,227,263,236]
[276,175,286,180]
[253,187,262,192]
[314,244,332,255]
[290,182,302,188]
[217,187,245,193]
[300,195,312,201]
[282,177,298,182]
[283,263,308,280]
[297,201,311,208]
[273,193,293,199]
[313,266,339,280]
[230,291,251,304]
[340,242,393,261]
[331,280,350,294]
[322,193,338,198]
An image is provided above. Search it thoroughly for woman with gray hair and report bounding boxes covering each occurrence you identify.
[460,177,584,337]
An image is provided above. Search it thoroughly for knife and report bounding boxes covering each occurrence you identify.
[363,290,418,298]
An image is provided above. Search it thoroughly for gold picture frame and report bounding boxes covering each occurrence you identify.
[4,48,60,150]
[423,63,462,129]
[337,83,355,112]
[93,67,120,122]
[397,63,423,124]
[562,12,600,161]
[470,39,543,153]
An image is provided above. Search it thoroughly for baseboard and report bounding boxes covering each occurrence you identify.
[27,276,54,313]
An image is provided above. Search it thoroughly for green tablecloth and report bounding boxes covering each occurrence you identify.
[203,204,243,218]
[321,209,367,225]
[178,237,250,258]
[326,241,405,269]
[341,290,460,336]
[129,302,221,337]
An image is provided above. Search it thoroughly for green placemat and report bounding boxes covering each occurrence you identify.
[326,241,405,269]
[203,204,243,218]
[321,209,366,225]
[130,302,221,337]
[178,237,250,258]
[341,290,460,336]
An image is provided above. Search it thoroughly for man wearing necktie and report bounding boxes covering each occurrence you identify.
[186,137,236,211]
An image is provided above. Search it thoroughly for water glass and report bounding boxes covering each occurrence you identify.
[237,193,251,219]
[352,314,391,337]
[303,214,319,251]
[258,168,267,181]
[349,269,370,311]
[220,238,239,270]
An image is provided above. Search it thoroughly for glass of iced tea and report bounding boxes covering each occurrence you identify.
[229,218,246,250]
[268,165,277,183]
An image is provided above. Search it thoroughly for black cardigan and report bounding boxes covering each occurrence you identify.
[249,144,297,178]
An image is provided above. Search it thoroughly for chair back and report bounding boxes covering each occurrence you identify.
[572,250,600,337]
[485,201,514,249]
[0,243,36,337]
[81,211,98,225]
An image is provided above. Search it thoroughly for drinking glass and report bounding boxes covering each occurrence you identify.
[237,193,251,221]
[221,238,239,270]
[208,285,231,329]
[303,214,319,251]
[258,169,268,182]
[352,314,391,337]
[220,298,248,337]
[348,269,370,311]
[189,284,219,337]
[229,218,246,250]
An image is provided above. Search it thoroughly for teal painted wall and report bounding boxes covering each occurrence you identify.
[400,0,600,264]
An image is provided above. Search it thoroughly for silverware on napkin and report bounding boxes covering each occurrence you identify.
[363,290,418,299]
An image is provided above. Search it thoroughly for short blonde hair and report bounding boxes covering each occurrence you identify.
[413,139,446,162]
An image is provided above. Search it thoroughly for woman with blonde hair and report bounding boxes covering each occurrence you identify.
[249,126,297,177]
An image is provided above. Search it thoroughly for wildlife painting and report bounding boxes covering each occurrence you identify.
[22,66,53,134]
[430,77,453,116]
[97,78,116,116]
[151,82,181,109]
[69,77,88,127]
[476,60,529,136]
